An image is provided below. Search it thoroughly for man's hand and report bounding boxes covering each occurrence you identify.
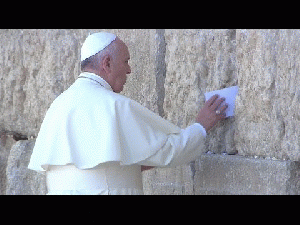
[196,94,228,133]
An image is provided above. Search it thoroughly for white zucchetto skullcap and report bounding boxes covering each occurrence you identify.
[81,32,117,61]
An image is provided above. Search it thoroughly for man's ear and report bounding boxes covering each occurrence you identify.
[102,55,112,73]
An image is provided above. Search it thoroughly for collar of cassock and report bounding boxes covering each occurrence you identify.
[78,72,113,92]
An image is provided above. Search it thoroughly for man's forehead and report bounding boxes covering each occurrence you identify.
[117,39,130,58]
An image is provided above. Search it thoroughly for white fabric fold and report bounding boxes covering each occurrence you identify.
[29,72,181,171]
[28,72,207,173]
[138,123,207,167]
[46,163,144,195]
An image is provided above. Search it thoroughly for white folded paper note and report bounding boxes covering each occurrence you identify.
[204,86,239,117]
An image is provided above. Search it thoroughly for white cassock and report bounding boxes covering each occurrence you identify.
[28,72,207,195]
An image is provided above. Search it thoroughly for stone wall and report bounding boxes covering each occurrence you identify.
[1,29,300,194]
[0,29,159,137]
[236,30,300,161]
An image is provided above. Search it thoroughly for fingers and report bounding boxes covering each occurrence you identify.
[211,97,226,111]
[205,94,219,107]
[200,95,229,132]
[196,95,228,132]
[219,103,228,114]
[216,104,228,119]
[205,95,228,118]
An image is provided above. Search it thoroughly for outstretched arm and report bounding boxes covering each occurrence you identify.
[139,95,228,168]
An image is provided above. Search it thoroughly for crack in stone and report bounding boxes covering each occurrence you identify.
[155,29,167,118]
[0,130,31,141]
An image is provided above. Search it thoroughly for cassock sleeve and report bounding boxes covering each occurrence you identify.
[137,123,207,167]
[115,97,208,167]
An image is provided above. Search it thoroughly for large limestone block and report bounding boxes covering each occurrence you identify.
[164,29,237,154]
[0,30,81,138]
[0,133,17,195]
[112,29,159,113]
[144,30,238,195]
[0,29,158,137]
[194,154,300,195]
[1,29,163,195]
[6,140,47,195]
[236,29,300,161]
[142,165,195,195]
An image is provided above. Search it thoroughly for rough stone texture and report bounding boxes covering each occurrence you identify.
[236,29,300,161]
[142,165,195,195]
[0,133,16,195]
[164,29,237,154]
[0,29,160,194]
[143,29,238,194]
[6,140,47,195]
[114,29,159,113]
[0,30,80,138]
[0,29,158,138]
[194,154,300,195]
[2,29,300,195]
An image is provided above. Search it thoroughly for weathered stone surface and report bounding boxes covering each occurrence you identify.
[0,133,16,195]
[0,30,80,138]
[111,29,159,113]
[194,154,300,195]
[142,165,194,195]
[143,30,238,194]
[6,140,47,195]
[2,29,300,195]
[0,29,162,195]
[0,29,159,138]
[236,29,300,161]
[164,29,237,154]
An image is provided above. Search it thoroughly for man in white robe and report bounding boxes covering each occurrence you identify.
[28,32,228,195]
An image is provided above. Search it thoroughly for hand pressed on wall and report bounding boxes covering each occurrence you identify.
[196,94,228,133]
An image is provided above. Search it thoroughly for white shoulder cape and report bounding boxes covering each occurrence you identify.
[28,73,181,171]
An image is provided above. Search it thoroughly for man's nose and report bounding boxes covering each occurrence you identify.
[127,65,132,74]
